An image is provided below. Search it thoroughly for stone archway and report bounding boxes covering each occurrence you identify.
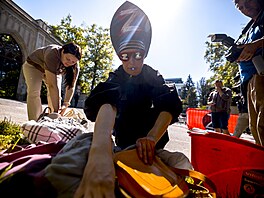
[1,0,62,101]
[0,33,23,99]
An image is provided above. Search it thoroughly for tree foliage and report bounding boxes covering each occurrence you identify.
[204,41,239,88]
[204,41,227,71]
[50,15,86,45]
[196,77,211,107]
[50,15,114,94]
[81,24,114,91]
[181,74,198,111]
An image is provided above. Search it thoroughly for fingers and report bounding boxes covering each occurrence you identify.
[136,137,155,165]
[146,139,155,164]
[237,43,256,61]
[238,49,253,61]
[59,110,65,116]
[238,53,253,61]
[59,106,67,116]
[237,44,244,49]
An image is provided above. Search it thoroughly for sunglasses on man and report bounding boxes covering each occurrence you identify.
[118,51,145,61]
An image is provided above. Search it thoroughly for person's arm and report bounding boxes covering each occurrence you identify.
[64,86,74,105]
[217,87,224,97]
[45,70,61,112]
[218,88,232,101]
[207,92,215,106]
[59,86,74,115]
[60,66,80,115]
[74,104,116,198]
[136,111,172,165]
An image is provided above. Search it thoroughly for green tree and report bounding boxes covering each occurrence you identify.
[196,77,210,107]
[50,15,114,94]
[81,24,114,92]
[181,75,198,111]
[204,41,239,88]
[50,15,86,46]
[187,86,198,108]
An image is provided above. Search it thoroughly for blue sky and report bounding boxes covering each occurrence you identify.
[13,0,249,83]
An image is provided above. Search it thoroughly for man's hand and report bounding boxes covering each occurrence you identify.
[216,86,222,92]
[237,42,259,61]
[74,150,116,198]
[136,136,156,165]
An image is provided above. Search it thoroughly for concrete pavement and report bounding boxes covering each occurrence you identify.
[0,98,28,124]
[0,98,193,159]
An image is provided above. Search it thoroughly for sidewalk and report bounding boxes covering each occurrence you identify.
[0,98,192,158]
[0,98,84,124]
[0,98,28,124]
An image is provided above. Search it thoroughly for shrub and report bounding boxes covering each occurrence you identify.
[0,118,29,150]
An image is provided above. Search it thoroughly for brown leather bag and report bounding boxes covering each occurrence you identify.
[114,149,217,198]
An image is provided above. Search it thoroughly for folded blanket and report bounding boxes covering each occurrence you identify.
[22,116,88,144]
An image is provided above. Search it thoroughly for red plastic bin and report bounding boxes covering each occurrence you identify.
[186,108,238,133]
[189,132,264,197]
[186,108,210,130]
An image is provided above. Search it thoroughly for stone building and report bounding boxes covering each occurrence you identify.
[0,0,61,101]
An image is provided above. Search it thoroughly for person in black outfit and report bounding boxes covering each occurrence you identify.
[74,2,191,197]
[44,2,191,198]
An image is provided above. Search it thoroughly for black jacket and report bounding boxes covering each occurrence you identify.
[84,64,182,149]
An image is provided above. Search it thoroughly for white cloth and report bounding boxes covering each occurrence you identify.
[45,133,193,198]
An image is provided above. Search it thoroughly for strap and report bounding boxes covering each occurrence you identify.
[37,107,52,121]
[169,166,217,198]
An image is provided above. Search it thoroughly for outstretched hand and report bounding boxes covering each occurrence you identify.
[136,136,156,165]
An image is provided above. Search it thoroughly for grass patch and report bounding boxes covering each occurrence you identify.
[0,118,29,151]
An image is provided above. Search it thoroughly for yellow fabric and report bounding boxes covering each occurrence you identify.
[117,161,186,196]
[114,149,189,197]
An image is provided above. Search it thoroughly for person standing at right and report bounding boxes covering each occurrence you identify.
[208,80,232,135]
[233,0,264,145]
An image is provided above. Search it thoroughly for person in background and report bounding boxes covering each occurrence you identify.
[23,42,82,121]
[233,94,249,138]
[231,72,249,138]
[207,79,232,135]
[233,0,264,145]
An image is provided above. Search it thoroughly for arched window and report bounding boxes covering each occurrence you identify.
[0,34,23,99]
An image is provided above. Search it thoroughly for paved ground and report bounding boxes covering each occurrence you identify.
[0,98,192,158]
[0,98,28,125]
[0,98,255,161]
